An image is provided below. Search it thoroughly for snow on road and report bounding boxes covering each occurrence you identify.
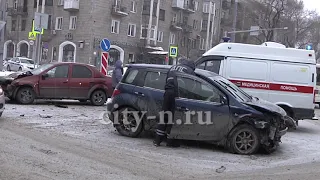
[0,71,14,77]
[2,100,320,176]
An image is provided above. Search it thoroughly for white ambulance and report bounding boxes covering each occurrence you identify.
[196,42,317,122]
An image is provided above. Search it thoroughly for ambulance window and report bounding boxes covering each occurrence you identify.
[197,60,221,74]
[229,59,268,81]
[271,63,310,85]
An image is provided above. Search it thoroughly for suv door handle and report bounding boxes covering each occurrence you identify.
[177,106,189,111]
[134,91,145,97]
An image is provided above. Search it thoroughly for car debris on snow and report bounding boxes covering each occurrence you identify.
[250,155,258,160]
[54,104,68,108]
[39,114,53,118]
[216,166,226,173]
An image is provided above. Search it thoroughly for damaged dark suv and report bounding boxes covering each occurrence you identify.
[107,64,289,155]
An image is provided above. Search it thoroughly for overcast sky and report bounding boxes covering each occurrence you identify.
[302,0,320,13]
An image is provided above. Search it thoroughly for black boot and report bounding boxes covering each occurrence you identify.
[153,134,164,147]
[166,138,180,148]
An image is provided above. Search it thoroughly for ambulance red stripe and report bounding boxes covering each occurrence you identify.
[228,79,314,94]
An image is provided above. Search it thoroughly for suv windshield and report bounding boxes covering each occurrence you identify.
[20,58,34,64]
[211,76,252,102]
[31,64,54,75]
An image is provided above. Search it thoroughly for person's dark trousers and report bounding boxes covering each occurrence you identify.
[154,89,179,147]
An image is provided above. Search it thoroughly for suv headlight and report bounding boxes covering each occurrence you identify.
[0,88,4,95]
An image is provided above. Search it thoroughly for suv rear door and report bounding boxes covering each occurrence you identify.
[135,68,168,129]
[116,67,145,106]
[171,73,231,141]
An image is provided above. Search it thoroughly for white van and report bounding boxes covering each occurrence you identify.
[196,42,317,122]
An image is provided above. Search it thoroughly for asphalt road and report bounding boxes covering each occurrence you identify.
[1,101,320,180]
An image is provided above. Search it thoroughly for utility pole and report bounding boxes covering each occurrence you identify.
[205,1,212,51]
[37,0,45,65]
[231,0,238,42]
[147,0,154,46]
[32,0,45,68]
[209,2,216,49]
[154,0,160,46]
[32,0,40,68]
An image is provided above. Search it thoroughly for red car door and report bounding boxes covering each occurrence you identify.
[38,64,70,98]
[68,64,93,99]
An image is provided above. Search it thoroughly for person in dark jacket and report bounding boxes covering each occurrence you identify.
[112,60,123,89]
[153,58,196,147]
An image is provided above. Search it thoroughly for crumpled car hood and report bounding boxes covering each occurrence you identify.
[244,98,287,117]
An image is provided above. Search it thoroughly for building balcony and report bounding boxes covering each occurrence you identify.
[64,0,79,11]
[6,7,28,16]
[111,5,128,16]
[183,3,195,13]
[172,0,195,13]
[170,21,183,31]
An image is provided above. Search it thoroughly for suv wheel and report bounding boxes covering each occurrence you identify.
[90,90,106,106]
[228,124,260,155]
[16,87,35,104]
[113,107,143,138]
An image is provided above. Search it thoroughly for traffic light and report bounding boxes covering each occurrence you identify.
[306,44,313,50]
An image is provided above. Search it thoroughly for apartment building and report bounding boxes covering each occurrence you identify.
[3,0,222,68]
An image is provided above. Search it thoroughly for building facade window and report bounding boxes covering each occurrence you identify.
[128,23,136,37]
[130,1,136,12]
[203,2,209,13]
[11,20,16,31]
[140,25,156,39]
[69,16,77,30]
[172,13,177,22]
[111,20,120,34]
[157,31,163,42]
[169,33,175,44]
[13,0,17,9]
[55,17,63,30]
[159,9,165,21]
[199,38,205,50]
[195,1,198,11]
[21,19,26,31]
[128,53,134,63]
[193,19,198,29]
[58,0,64,6]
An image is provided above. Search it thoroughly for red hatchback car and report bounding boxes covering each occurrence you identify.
[5,62,113,106]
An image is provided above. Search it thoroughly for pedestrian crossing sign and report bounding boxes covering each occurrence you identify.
[28,31,36,40]
[169,46,178,57]
[32,20,44,34]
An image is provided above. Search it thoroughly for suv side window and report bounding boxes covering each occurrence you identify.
[144,71,167,90]
[177,76,221,103]
[72,65,92,78]
[123,69,139,84]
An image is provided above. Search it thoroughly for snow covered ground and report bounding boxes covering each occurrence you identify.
[2,99,320,174]
[0,71,15,77]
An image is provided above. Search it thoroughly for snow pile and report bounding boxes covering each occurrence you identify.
[0,71,14,77]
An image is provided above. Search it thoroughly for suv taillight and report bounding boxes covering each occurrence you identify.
[112,89,121,98]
